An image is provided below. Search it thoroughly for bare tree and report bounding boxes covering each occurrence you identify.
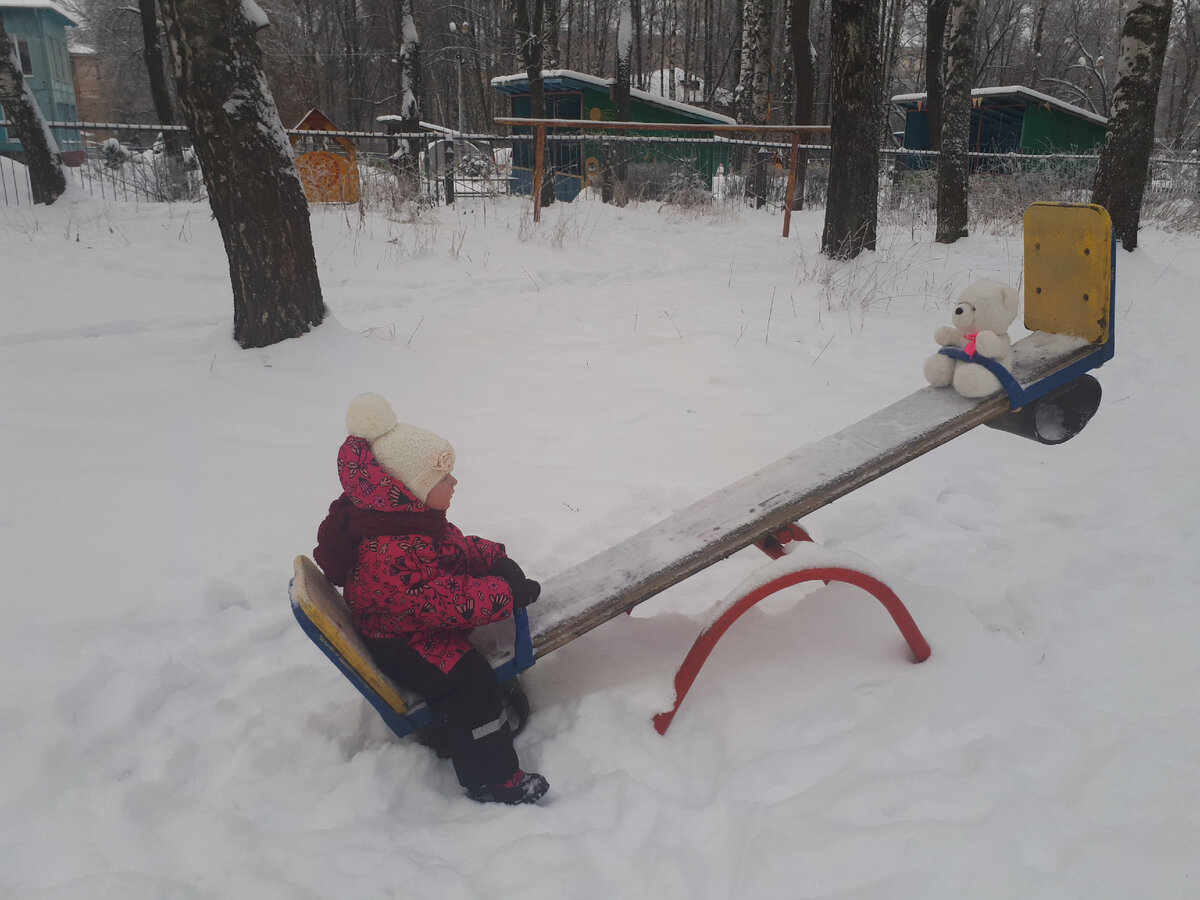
[879,0,905,140]
[935,0,978,242]
[1027,0,1050,86]
[822,0,882,258]
[736,0,771,123]
[608,0,634,205]
[0,17,67,204]
[513,0,555,206]
[1092,0,1174,250]
[158,0,325,348]
[136,0,189,195]
[789,0,815,207]
[391,0,422,189]
[1035,0,1122,114]
[925,0,949,149]
[1161,0,1200,148]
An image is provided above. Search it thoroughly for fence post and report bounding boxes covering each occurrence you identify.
[754,147,770,209]
[783,131,800,238]
[533,124,546,223]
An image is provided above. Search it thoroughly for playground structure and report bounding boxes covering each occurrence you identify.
[291,201,1115,738]
[289,108,362,204]
[493,117,830,236]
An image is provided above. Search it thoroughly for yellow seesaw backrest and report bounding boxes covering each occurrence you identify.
[292,555,412,714]
[1023,202,1113,344]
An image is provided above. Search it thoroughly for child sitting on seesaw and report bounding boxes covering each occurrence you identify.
[313,393,548,805]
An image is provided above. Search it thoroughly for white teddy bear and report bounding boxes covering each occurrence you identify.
[923,279,1020,398]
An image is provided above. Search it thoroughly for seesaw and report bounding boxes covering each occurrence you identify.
[290,201,1115,737]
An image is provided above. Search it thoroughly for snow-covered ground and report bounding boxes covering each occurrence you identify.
[2,185,1197,899]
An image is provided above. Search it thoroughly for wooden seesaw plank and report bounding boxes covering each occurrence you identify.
[528,331,1095,657]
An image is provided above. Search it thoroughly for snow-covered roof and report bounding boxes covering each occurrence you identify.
[0,1,78,26]
[891,85,1107,126]
[491,68,737,126]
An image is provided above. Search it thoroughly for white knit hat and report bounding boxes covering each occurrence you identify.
[345,393,455,504]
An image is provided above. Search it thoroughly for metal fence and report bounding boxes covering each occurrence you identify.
[0,121,518,207]
[4,120,1198,226]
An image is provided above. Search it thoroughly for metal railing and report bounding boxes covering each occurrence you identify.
[4,119,1198,231]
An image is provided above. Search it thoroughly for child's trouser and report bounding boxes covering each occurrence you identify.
[363,638,519,790]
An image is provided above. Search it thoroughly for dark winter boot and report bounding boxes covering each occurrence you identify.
[467,769,549,805]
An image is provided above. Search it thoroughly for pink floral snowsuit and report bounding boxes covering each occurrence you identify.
[336,436,516,673]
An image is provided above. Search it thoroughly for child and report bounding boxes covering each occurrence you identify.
[314,393,548,805]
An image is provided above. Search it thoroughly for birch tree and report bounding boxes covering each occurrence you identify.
[392,0,422,190]
[822,0,882,258]
[736,0,772,123]
[935,0,978,242]
[1092,0,1174,250]
[158,0,325,349]
[609,0,634,206]
[0,17,67,204]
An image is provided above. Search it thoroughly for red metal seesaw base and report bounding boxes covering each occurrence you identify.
[652,525,931,735]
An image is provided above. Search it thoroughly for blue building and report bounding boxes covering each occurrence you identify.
[1,1,81,158]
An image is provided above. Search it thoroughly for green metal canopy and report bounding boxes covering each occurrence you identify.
[891,86,1108,155]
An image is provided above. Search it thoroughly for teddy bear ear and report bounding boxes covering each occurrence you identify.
[346,393,398,441]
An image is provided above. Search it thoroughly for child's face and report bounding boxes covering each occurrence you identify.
[425,473,457,511]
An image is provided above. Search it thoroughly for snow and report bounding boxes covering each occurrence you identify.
[2,185,1199,898]
[890,85,1109,126]
[491,68,738,125]
[241,0,270,31]
[3,1,77,26]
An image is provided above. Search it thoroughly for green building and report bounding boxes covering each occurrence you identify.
[891,86,1108,170]
[0,1,81,158]
[491,68,735,201]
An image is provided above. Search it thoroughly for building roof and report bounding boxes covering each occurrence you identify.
[0,1,78,26]
[891,85,1107,126]
[491,68,737,125]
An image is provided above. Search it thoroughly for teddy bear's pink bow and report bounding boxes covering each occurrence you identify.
[963,331,979,356]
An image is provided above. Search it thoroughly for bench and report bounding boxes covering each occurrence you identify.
[290,201,1115,737]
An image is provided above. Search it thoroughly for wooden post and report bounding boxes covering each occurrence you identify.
[783,132,801,238]
[533,123,546,223]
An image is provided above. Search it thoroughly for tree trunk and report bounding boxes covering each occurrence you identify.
[737,0,762,123]
[789,0,815,209]
[609,0,634,206]
[545,0,562,66]
[392,0,422,192]
[138,0,187,197]
[880,0,905,144]
[925,0,949,149]
[1027,0,1049,87]
[935,0,977,243]
[1091,0,1174,251]
[822,0,882,259]
[0,18,67,205]
[158,0,324,349]
[752,0,773,122]
[736,0,776,125]
[514,0,555,207]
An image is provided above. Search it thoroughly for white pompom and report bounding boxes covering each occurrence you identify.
[345,392,398,441]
